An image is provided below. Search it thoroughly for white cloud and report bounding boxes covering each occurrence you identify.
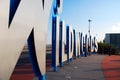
[111,23,120,33]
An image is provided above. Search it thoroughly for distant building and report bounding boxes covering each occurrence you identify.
[104,33,120,48]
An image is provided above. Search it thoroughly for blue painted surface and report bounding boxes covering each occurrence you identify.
[9,0,21,27]
[27,29,44,80]
[52,0,62,72]
[89,35,92,55]
[52,16,58,72]
[73,29,76,58]
[80,33,84,57]
[84,35,87,57]
[70,58,72,61]
[59,22,63,67]
[93,37,96,54]
[60,62,63,67]
[53,66,58,72]
[66,26,73,63]
[53,0,61,15]
[39,74,46,80]
[66,26,70,62]
[67,58,72,63]
[59,21,64,67]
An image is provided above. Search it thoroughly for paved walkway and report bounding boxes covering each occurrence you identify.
[10,54,120,80]
[46,54,106,80]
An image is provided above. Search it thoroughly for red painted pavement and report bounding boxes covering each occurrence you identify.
[102,55,120,80]
[10,59,51,80]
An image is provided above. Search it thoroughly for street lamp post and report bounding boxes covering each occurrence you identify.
[88,19,92,54]
[88,19,92,37]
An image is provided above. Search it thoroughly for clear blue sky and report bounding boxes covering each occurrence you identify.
[1,0,120,44]
[47,0,120,44]
[58,0,120,42]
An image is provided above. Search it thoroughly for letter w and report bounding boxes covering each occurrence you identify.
[0,0,53,80]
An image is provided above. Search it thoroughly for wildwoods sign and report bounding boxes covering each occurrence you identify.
[0,0,98,80]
